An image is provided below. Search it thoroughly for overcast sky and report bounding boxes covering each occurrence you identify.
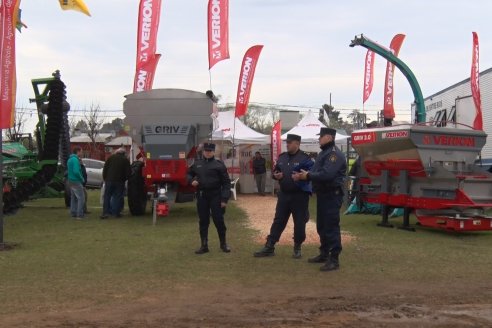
[13,0,492,130]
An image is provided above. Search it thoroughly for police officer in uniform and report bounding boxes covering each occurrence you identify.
[293,127,346,271]
[187,142,232,254]
[254,134,311,259]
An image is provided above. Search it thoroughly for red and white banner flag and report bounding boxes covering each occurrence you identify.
[363,50,375,104]
[271,120,282,167]
[133,0,162,93]
[235,45,263,118]
[0,0,20,129]
[134,54,161,93]
[208,0,229,69]
[471,31,482,130]
[383,34,405,119]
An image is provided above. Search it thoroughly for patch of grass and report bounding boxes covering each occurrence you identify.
[0,192,491,314]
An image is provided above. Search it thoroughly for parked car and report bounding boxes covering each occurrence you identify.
[82,158,105,188]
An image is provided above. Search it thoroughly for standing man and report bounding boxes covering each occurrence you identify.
[252,151,267,196]
[293,127,347,271]
[100,147,131,219]
[79,157,89,214]
[67,147,85,220]
[187,142,231,254]
[254,134,311,259]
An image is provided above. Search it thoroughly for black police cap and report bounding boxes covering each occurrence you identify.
[317,127,337,137]
[203,142,216,151]
[286,134,301,142]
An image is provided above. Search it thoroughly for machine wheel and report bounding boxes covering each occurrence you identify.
[127,161,147,216]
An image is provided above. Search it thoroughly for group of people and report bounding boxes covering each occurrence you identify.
[67,127,346,271]
[66,146,131,220]
[187,127,346,272]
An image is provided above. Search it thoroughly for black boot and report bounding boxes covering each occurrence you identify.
[219,234,231,253]
[320,253,340,271]
[308,250,328,263]
[253,240,275,257]
[195,239,209,254]
[292,243,302,259]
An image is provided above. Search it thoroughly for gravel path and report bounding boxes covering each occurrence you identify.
[235,194,354,246]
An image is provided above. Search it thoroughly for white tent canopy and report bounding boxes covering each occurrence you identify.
[281,111,350,152]
[211,110,270,144]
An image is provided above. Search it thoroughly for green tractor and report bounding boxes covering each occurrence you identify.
[1,71,71,214]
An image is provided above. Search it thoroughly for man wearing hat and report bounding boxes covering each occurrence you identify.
[187,142,232,254]
[254,134,311,259]
[293,127,347,271]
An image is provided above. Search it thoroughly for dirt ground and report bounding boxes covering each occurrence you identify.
[238,194,354,246]
[2,285,491,327]
[1,195,491,327]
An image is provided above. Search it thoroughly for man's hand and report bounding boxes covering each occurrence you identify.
[191,180,199,187]
[293,169,309,181]
[273,171,283,180]
[221,202,227,208]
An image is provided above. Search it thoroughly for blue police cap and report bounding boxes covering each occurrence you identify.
[203,143,216,151]
[286,134,301,142]
[317,127,337,137]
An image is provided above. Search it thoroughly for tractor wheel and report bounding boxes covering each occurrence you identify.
[127,161,147,216]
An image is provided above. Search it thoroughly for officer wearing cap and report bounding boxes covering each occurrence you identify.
[254,134,311,259]
[293,127,347,271]
[187,142,232,254]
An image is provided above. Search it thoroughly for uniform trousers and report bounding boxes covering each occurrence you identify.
[196,190,226,240]
[316,190,343,255]
[267,191,309,244]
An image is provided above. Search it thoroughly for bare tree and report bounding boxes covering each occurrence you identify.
[5,110,27,141]
[347,109,367,130]
[84,103,104,156]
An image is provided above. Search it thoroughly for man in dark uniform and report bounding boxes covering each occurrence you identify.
[187,142,231,254]
[254,134,311,259]
[293,127,346,271]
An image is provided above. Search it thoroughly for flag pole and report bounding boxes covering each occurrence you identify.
[231,112,237,180]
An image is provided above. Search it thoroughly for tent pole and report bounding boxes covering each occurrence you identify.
[231,116,237,180]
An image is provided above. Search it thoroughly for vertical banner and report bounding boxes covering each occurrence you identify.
[133,0,162,93]
[363,50,375,104]
[0,0,20,129]
[208,0,229,69]
[471,31,483,130]
[271,120,281,168]
[235,45,263,118]
[383,34,406,119]
[134,54,161,93]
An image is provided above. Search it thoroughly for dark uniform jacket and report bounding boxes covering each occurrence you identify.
[103,153,131,183]
[252,157,266,174]
[309,144,347,193]
[273,150,311,193]
[187,157,231,203]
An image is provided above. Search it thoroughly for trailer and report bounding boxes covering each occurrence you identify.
[350,35,492,232]
[123,89,216,218]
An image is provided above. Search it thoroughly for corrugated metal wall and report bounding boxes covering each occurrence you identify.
[424,69,492,160]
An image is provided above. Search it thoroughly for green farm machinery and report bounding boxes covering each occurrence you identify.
[2,71,71,214]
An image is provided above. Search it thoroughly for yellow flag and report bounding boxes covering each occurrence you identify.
[58,0,91,17]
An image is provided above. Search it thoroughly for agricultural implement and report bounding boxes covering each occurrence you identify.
[2,71,70,214]
[123,89,216,219]
[350,35,492,232]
